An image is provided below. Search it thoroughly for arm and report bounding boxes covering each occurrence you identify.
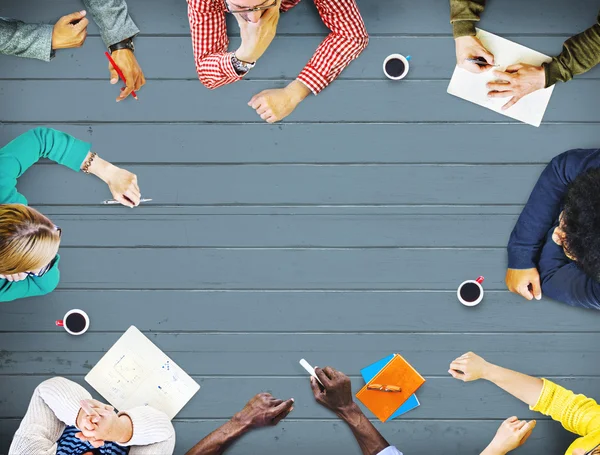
[531,379,600,437]
[0,256,60,302]
[9,377,89,455]
[82,0,139,48]
[311,366,400,455]
[0,18,53,61]
[337,403,400,455]
[187,0,243,89]
[296,0,368,95]
[538,228,600,309]
[449,0,486,38]
[185,393,294,455]
[449,353,543,408]
[0,127,91,205]
[544,11,600,86]
[508,149,600,270]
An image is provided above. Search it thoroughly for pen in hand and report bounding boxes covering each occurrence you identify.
[104,51,138,100]
[466,57,499,67]
[102,198,152,205]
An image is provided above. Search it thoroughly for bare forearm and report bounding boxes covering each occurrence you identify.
[185,418,249,455]
[82,152,113,183]
[484,364,543,407]
[339,403,390,455]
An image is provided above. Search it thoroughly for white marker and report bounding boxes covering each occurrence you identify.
[299,358,324,386]
[102,198,153,205]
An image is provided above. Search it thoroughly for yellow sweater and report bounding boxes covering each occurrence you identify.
[532,379,600,454]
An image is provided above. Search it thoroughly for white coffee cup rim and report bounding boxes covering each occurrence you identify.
[62,309,90,335]
[383,54,410,80]
[457,280,484,306]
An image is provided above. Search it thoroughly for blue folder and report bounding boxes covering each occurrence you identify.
[360,354,420,419]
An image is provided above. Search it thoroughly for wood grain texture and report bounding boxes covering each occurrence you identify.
[1,123,599,164]
[2,80,600,123]
[1,0,598,35]
[1,0,600,453]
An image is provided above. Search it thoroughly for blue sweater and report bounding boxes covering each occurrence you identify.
[508,148,600,310]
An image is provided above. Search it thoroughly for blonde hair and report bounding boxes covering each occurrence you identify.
[0,204,61,274]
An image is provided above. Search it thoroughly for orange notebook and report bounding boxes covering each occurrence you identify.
[356,354,425,422]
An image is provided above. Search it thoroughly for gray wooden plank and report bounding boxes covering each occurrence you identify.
[18,164,545,205]
[1,0,597,35]
[0,418,574,455]
[1,80,599,122]
[36,206,526,216]
[22,214,518,247]
[2,36,599,81]
[23,247,513,290]
[1,375,598,419]
[3,290,596,333]
[1,123,599,164]
[2,333,600,376]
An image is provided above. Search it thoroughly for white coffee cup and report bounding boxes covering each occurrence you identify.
[56,309,90,335]
[457,276,485,307]
[383,54,411,80]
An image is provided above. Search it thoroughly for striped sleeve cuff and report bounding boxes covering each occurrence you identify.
[297,65,330,95]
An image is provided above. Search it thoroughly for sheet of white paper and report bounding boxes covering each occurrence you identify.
[447,29,554,127]
[85,326,200,419]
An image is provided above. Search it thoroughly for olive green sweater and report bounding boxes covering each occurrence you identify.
[449,0,600,86]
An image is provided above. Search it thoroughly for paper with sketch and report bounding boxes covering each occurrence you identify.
[85,326,200,419]
[447,29,554,127]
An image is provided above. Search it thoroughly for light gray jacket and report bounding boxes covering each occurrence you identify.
[0,0,140,61]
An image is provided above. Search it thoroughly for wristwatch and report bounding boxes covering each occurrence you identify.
[232,55,256,75]
[109,37,135,54]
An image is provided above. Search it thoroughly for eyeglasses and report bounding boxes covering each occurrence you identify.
[367,383,402,393]
[225,0,277,14]
[26,226,61,278]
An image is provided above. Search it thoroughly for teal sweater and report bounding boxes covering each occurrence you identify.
[0,127,90,302]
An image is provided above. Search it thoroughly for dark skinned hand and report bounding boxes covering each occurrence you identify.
[311,366,354,415]
[233,393,294,429]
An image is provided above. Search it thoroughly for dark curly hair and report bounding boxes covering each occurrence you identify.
[562,168,600,280]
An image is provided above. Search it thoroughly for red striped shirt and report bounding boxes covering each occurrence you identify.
[187,0,368,94]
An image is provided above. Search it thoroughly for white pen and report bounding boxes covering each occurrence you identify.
[299,358,324,386]
[102,198,153,205]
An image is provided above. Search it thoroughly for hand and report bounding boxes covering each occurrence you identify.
[52,11,89,50]
[455,35,495,73]
[505,268,542,301]
[449,352,491,382]
[109,49,145,102]
[234,5,280,63]
[487,64,546,110]
[486,417,536,454]
[105,166,141,208]
[232,393,294,429]
[0,273,28,282]
[310,366,355,416]
[249,81,309,123]
[76,399,133,447]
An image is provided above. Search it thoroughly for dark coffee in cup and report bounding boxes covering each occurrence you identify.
[56,309,90,335]
[385,58,406,78]
[459,282,481,303]
[65,312,87,334]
